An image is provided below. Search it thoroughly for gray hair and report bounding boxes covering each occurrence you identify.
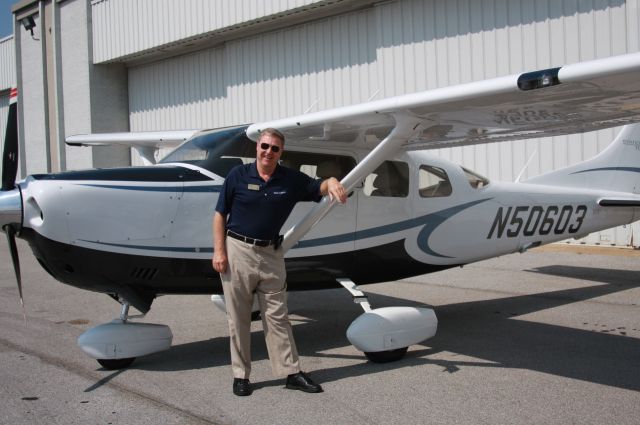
[258,127,285,145]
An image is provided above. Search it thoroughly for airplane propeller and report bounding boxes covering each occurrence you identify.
[1,88,18,191]
[4,224,24,322]
[1,88,26,323]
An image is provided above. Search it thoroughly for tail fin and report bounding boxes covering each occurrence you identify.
[526,124,640,194]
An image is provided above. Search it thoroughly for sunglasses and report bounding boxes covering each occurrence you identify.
[260,142,281,153]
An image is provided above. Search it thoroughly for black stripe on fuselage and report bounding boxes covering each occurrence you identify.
[21,228,455,298]
[30,166,211,182]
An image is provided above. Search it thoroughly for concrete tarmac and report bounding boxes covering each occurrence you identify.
[0,240,638,425]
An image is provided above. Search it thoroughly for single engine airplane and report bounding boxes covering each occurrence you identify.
[2,53,640,369]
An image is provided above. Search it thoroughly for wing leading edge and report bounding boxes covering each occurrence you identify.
[66,130,202,165]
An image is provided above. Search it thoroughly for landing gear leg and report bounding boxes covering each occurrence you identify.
[338,278,437,363]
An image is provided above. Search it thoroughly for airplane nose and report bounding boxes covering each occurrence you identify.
[0,188,22,229]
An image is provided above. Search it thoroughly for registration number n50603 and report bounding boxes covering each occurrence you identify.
[487,205,587,239]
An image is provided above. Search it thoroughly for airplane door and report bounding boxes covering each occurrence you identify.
[354,160,413,277]
[280,151,357,261]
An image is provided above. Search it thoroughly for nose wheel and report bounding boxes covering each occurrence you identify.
[364,347,409,363]
[97,357,136,370]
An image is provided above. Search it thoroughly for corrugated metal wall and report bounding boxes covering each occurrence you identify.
[127,0,639,246]
[0,91,8,148]
[0,35,15,90]
[91,0,344,63]
[0,35,15,180]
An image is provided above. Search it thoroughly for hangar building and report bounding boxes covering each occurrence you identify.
[2,0,640,246]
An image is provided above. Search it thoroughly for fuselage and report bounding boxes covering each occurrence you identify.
[12,126,640,306]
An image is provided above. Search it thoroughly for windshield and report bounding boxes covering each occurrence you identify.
[160,125,357,180]
[160,125,256,177]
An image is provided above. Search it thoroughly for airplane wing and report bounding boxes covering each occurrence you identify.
[247,52,640,151]
[66,130,201,165]
[245,52,640,251]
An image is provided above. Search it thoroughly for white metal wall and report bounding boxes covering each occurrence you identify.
[127,0,639,246]
[60,0,94,171]
[91,0,344,63]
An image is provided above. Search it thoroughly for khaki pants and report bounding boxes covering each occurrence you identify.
[221,236,300,379]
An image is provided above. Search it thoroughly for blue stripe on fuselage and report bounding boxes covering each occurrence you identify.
[75,184,221,192]
[571,167,640,174]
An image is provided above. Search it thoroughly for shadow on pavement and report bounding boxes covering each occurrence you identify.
[128,265,640,392]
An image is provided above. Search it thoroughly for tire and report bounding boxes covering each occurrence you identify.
[97,357,136,370]
[364,347,408,363]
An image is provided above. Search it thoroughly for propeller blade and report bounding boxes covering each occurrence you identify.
[4,224,26,324]
[2,88,19,191]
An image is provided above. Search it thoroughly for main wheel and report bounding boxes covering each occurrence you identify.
[97,357,136,370]
[364,347,408,363]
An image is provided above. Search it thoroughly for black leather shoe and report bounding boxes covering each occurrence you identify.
[233,378,253,396]
[285,371,323,393]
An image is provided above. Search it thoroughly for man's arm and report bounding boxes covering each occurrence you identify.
[212,211,228,273]
[320,177,347,204]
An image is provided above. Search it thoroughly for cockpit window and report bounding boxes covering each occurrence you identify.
[363,161,409,197]
[462,166,489,189]
[160,125,356,179]
[280,152,355,180]
[419,165,452,198]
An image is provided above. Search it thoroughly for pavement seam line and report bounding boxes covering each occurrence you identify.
[0,335,222,425]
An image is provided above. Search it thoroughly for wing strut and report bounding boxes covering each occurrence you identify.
[282,114,423,252]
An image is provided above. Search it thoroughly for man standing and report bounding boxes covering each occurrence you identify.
[212,128,347,396]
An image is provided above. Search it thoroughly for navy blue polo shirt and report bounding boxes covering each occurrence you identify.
[215,162,322,240]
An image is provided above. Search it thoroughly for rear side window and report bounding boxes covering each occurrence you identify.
[462,166,490,189]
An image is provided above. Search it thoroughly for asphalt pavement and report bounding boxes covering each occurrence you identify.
[0,240,638,425]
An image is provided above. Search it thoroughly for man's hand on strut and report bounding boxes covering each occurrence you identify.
[212,251,228,274]
[323,177,348,204]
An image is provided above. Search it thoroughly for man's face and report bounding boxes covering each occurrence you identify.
[256,133,284,170]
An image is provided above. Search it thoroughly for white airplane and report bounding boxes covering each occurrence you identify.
[2,53,640,370]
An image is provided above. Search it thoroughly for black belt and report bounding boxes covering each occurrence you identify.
[227,230,282,248]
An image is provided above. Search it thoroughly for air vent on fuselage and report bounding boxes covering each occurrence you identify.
[130,267,159,280]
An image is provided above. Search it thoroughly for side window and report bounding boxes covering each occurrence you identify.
[280,151,356,181]
[462,166,490,189]
[363,161,409,197]
[419,165,452,198]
